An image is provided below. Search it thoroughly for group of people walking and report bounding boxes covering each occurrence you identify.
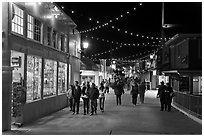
[67,78,174,116]
[67,80,109,116]
[130,79,146,105]
[157,81,174,112]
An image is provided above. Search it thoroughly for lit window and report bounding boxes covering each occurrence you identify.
[43,59,57,97]
[26,55,42,102]
[27,14,34,39]
[27,14,41,42]
[11,4,24,35]
[58,62,67,94]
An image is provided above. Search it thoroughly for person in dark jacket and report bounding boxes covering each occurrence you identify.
[72,81,81,115]
[130,79,139,106]
[139,81,146,104]
[157,81,166,111]
[88,83,99,116]
[81,82,90,115]
[112,80,124,105]
[165,83,174,112]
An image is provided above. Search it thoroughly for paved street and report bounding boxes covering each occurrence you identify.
[3,89,202,135]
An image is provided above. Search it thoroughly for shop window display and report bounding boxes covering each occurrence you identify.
[44,59,57,97]
[27,55,42,102]
[58,62,67,94]
[11,51,25,120]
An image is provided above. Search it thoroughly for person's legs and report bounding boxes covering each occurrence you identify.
[69,99,73,111]
[83,99,86,114]
[94,99,97,114]
[118,95,121,105]
[101,98,105,111]
[90,100,94,115]
[87,99,90,114]
[116,95,119,105]
[99,98,102,110]
[160,98,164,111]
[76,99,80,114]
[72,99,76,114]
[132,95,135,105]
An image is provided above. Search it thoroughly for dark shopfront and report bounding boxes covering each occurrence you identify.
[9,35,69,127]
[163,70,202,119]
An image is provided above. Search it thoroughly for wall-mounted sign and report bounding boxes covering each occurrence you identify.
[11,56,21,67]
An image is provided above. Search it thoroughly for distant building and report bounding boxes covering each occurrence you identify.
[2,2,81,131]
[156,34,202,119]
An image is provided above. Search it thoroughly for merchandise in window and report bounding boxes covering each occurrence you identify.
[58,62,67,94]
[11,3,24,35]
[27,55,42,102]
[43,59,57,97]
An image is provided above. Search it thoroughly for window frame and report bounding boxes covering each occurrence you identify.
[11,3,24,36]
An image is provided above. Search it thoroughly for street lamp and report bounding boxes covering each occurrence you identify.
[83,42,89,49]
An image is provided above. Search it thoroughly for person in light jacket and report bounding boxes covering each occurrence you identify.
[99,82,106,112]
[67,85,74,111]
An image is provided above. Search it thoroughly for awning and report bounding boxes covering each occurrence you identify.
[162,70,202,77]
[80,57,99,71]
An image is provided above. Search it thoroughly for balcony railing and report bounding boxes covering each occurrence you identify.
[173,91,202,119]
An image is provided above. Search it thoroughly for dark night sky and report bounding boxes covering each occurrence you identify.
[56,2,202,64]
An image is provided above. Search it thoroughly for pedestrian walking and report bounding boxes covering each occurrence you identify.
[139,81,146,104]
[104,80,110,94]
[157,81,167,111]
[130,79,139,105]
[165,83,174,112]
[72,81,81,115]
[99,82,106,112]
[81,82,90,115]
[67,85,74,111]
[112,79,125,105]
[88,83,99,116]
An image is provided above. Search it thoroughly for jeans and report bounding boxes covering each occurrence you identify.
[73,98,80,114]
[139,93,145,103]
[68,98,73,111]
[83,98,90,114]
[116,95,122,105]
[99,97,105,111]
[90,99,97,114]
[132,94,138,105]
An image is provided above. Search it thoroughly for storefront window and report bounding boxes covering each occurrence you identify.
[58,62,67,94]
[43,59,57,97]
[27,55,42,102]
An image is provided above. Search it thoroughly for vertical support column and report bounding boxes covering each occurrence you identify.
[41,59,44,99]
[2,2,12,131]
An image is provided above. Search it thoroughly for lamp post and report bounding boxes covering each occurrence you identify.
[83,42,89,49]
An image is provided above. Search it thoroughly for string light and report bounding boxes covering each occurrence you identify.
[73,3,143,34]
[85,35,161,47]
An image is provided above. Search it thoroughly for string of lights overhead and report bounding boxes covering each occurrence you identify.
[88,47,159,61]
[109,25,171,40]
[61,3,143,29]
[85,35,162,47]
